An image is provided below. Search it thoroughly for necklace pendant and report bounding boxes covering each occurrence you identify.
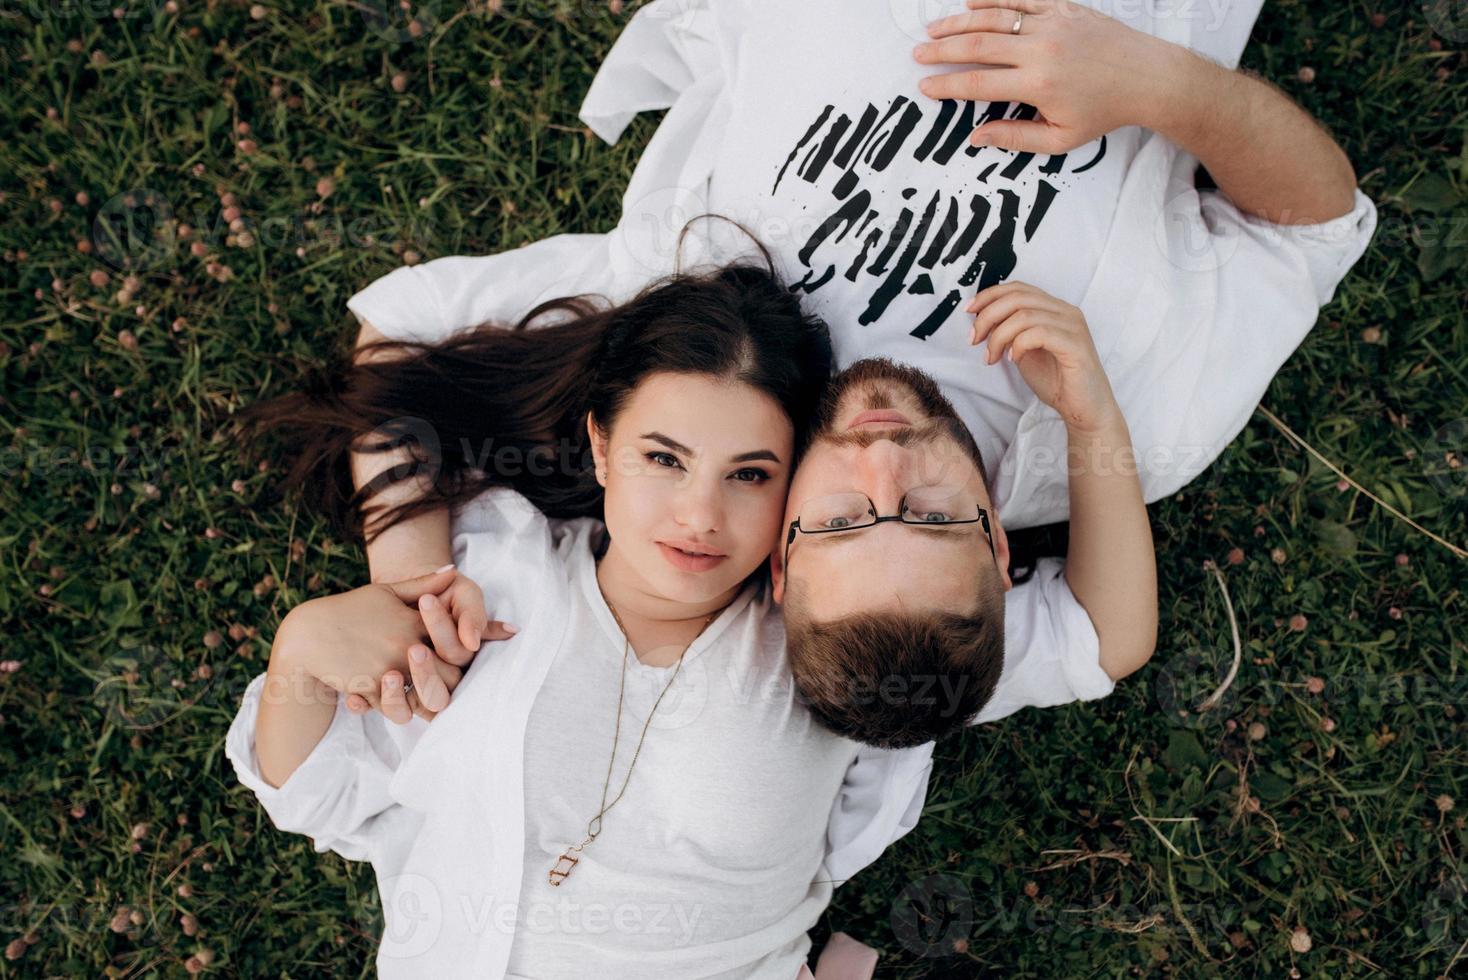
[548,849,580,886]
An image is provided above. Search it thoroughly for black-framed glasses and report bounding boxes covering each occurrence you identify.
[783,490,996,572]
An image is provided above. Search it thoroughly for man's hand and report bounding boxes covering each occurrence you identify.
[967,281,1120,433]
[914,0,1358,223]
[913,0,1177,154]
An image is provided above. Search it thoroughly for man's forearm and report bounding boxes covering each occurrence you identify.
[1063,412,1159,680]
[1144,42,1358,225]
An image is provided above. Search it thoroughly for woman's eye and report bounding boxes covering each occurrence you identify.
[731,468,769,483]
[646,451,682,469]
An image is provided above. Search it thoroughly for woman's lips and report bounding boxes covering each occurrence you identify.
[847,409,911,429]
[657,542,728,573]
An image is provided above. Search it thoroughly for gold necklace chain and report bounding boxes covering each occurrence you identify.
[547,589,720,886]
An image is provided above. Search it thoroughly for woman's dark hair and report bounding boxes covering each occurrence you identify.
[238,221,834,542]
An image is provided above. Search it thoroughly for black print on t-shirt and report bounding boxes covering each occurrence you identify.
[771,96,1106,340]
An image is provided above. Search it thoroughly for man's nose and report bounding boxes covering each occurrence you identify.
[853,439,910,512]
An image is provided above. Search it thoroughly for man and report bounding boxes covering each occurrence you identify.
[343,0,1374,744]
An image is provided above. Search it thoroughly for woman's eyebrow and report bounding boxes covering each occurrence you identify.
[731,449,782,464]
[641,432,783,465]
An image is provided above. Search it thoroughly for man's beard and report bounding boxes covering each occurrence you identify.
[813,358,959,431]
[811,357,987,478]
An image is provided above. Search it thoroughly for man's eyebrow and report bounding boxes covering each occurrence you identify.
[642,432,782,465]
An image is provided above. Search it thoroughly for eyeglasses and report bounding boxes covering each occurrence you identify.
[783,490,996,572]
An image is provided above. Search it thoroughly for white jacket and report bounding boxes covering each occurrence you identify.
[227,488,1115,977]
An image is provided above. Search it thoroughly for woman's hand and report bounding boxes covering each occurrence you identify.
[430,572,493,662]
[346,590,520,725]
[912,0,1179,154]
[341,572,518,723]
[277,565,516,720]
[348,642,472,725]
[968,281,1120,434]
[276,566,459,704]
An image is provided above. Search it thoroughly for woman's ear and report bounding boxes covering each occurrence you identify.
[587,410,608,487]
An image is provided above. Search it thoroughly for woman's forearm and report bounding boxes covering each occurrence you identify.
[255,614,339,788]
[351,317,456,582]
[351,454,454,582]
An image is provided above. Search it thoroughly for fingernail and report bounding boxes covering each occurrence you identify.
[420,593,436,610]
[411,647,426,663]
[972,134,988,147]
[385,674,399,687]
[503,623,520,635]
[434,563,455,573]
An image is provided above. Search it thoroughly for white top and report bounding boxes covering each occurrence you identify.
[225,488,1112,979]
[346,0,1377,531]
[505,519,858,978]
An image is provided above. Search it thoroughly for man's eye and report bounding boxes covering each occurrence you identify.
[915,511,952,523]
[647,452,682,469]
[820,516,854,529]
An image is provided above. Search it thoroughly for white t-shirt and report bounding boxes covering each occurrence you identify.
[506,519,858,978]
[348,0,1376,529]
[691,1,1143,477]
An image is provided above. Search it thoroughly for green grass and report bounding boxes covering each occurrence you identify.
[1,0,1464,976]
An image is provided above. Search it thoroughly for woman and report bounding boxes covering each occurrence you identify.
[227,244,883,977]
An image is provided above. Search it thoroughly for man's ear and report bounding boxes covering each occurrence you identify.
[991,512,1013,592]
[770,539,786,605]
[586,410,608,487]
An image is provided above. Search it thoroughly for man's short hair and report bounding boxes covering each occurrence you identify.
[784,579,1005,748]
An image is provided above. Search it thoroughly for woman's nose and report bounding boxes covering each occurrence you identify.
[674,479,722,533]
